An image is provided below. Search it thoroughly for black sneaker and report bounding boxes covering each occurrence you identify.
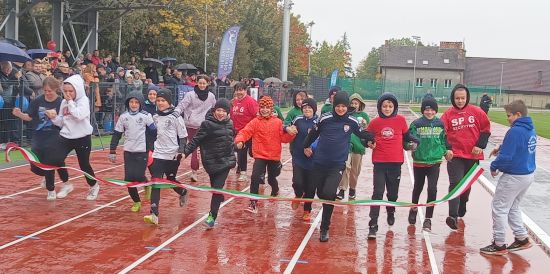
[348,188,356,199]
[368,225,378,240]
[270,186,279,197]
[423,218,432,232]
[458,203,467,217]
[446,216,458,230]
[319,229,329,242]
[336,189,345,200]
[480,242,508,255]
[408,208,418,225]
[507,238,533,252]
[387,212,395,226]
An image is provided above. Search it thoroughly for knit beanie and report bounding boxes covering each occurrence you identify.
[259,96,274,110]
[214,98,231,113]
[301,98,317,114]
[421,97,438,113]
[148,84,160,92]
[156,89,173,105]
[332,91,350,108]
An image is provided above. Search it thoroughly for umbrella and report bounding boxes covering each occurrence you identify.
[264,77,282,85]
[142,57,163,66]
[0,42,32,63]
[176,63,197,70]
[161,57,177,63]
[27,48,53,59]
[0,38,26,49]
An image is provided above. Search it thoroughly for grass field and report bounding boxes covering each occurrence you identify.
[409,106,550,139]
[1,135,113,165]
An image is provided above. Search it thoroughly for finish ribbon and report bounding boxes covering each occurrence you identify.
[5,144,484,207]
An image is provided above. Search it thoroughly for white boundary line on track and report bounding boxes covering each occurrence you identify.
[0,164,124,200]
[283,208,322,274]
[118,158,293,274]
[404,151,440,274]
[0,170,192,250]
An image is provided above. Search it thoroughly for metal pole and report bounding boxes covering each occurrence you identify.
[412,36,420,103]
[280,0,291,81]
[204,4,208,72]
[499,61,505,106]
[0,11,11,32]
[30,12,44,49]
[307,21,314,76]
[117,17,122,61]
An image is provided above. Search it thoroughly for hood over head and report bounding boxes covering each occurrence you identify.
[450,84,470,109]
[63,74,86,100]
[125,91,144,111]
[377,92,399,117]
[349,93,366,112]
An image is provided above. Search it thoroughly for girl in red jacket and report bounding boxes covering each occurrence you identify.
[235,96,296,213]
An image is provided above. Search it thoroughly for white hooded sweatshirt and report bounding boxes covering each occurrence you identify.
[52,75,93,139]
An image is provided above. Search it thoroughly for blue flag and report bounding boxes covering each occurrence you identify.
[217,25,241,80]
[330,69,338,86]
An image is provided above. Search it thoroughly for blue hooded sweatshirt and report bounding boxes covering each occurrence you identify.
[490,116,536,175]
[291,114,317,170]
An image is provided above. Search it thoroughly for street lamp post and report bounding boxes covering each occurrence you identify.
[499,61,506,106]
[307,21,315,77]
[204,4,208,72]
[412,36,421,103]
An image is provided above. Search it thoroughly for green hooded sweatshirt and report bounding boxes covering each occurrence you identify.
[348,93,370,155]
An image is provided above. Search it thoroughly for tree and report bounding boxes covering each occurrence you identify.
[310,34,352,78]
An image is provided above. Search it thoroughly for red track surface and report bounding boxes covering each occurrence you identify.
[1,141,549,273]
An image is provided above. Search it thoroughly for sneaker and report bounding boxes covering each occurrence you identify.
[191,170,198,182]
[0,143,6,150]
[47,191,56,200]
[446,216,458,230]
[336,189,345,200]
[423,218,432,232]
[348,188,356,199]
[40,179,46,189]
[291,199,300,210]
[237,174,247,182]
[86,183,100,200]
[245,201,258,214]
[131,202,141,212]
[144,186,152,201]
[507,238,533,252]
[480,242,508,255]
[408,208,418,225]
[387,212,395,226]
[302,211,311,222]
[144,214,159,225]
[179,190,188,207]
[270,187,279,197]
[204,213,215,229]
[56,183,74,199]
[368,225,378,240]
[319,229,329,242]
[458,203,467,217]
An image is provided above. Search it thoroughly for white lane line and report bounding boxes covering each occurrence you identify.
[404,151,440,274]
[118,157,293,274]
[0,163,124,200]
[283,208,322,274]
[0,170,192,249]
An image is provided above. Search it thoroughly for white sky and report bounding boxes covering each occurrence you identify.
[291,0,550,69]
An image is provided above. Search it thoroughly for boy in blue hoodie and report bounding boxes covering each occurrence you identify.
[480,100,536,255]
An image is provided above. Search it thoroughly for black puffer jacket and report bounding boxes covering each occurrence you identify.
[184,111,236,174]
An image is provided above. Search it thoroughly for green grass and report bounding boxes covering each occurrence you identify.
[409,106,550,139]
[1,135,113,165]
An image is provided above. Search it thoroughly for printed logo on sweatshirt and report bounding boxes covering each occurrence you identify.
[450,116,476,131]
[343,124,350,132]
[381,127,395,139]
[528,136,537,154]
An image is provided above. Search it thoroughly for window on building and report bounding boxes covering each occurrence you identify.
[537,71,543,86]
[422,60,429,65]
[443,59,450,64]
[416,78,423,87]
[431,78,437,88]
[407,59,413,64]
[444,79,452,88]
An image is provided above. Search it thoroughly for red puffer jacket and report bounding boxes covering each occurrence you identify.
[235,115,295,161]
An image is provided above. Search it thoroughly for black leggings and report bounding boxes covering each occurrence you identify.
[149,157,186,216]
[236,140,252,172]
[411,164,440,218]
[310,166,344,230]
[292,164,316,211]
[250,158,282,195]
[447,158,478,217]
[369,163,402,225]
[208,168,230,219]
[124,151,148,203]
[60,135,96,187]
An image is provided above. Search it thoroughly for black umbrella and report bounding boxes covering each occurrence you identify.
[27,48,53,59]
[0,38,27,49]
[142,57,164,66]
[161,57,177,63]
[0,42,32,63]
[176,63,197,70]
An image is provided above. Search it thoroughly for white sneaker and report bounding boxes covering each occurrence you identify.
[86,183,100,200]
[56,183,74,199]
[47,191,56,200]
[237,174,247,182]
[40,180,46,189]
[191,171,198,182]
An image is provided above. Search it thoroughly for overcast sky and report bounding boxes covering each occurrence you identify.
[291,0,550,70]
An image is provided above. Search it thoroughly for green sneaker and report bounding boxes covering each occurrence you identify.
[131,202,141,212]
[204,213,215,229]
[144,214,159,225]
[144,186,152,201]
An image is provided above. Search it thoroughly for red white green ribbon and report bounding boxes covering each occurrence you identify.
[5,143,484,207]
